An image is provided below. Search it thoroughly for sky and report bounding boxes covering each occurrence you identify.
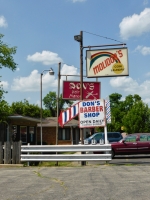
[0,0,150,107]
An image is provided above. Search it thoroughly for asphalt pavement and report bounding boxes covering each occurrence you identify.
[0,161,150,200]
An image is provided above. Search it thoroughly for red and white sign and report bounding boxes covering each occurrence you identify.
[79,99,106,128]
[62,81,100,100]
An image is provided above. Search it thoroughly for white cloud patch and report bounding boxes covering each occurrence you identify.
[0,81,9,89]
[146,72,150,76]
[110,76,150,104]
[135,45,150,55]
[27,51,63,65]
[60,64,80,82]
[0,16,7,27]
[11,64,79,92]
[61,64,79,76]
[119,8,150,40]
[11,69,56,92]
[71,0,86,2]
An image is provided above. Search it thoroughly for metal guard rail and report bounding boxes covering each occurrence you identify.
[21,144,112,162]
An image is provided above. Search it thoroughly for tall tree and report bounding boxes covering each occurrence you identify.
[43,91,73,117]
[122,101,150,133]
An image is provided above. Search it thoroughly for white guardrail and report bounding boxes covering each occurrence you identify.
[21,144,112,162]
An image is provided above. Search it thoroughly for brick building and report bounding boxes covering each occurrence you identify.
[0,115,91,145]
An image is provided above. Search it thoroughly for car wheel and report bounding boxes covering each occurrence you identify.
[111,150,115,159]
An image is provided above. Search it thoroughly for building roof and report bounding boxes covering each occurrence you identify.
[8,115,41,123]
[8,115,79,128]
[37,117,79,127]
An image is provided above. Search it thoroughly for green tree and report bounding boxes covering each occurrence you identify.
[0,34,17,122]
[122,101,150,133]
[43,91,73,117]
[0,34,17,71]
[10,99,51,118]
[0,99,11,122]
[108,93,124,132]
[107,93,143,133]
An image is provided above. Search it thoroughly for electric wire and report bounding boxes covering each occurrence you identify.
[83,31,124,44]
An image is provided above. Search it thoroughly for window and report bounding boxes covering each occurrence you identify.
[113,133,120,138]
[58,128,70,140]
[20,126,27,143]
[94,134,102,140]
[125,136,136,142]
[147,136,150,141]
[140,135,147,142]
[29,127,34,142]
[108,133,113,138]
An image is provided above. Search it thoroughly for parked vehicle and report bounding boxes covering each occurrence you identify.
[111,133,150,158]
[84,132,123,144]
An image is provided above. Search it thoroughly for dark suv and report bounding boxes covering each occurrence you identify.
[84,132,123,144]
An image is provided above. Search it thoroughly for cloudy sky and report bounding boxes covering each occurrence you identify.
[0,0,150,106]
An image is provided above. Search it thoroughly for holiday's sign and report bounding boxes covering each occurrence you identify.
[86,47,129,78]
[62,81,100,100]
[79,99,106,128]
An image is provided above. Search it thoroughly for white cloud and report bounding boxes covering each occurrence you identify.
[0,81,9,89]
[135,45,150,55]
[71,0,86,2]
[11,69,56,91]
[27,51,63,65]
[110,76,150,104]
[61,64,79,76]
[11,64,79,92]
[146,72,150,77]
[0,16,7,27]
[119,8,150,40]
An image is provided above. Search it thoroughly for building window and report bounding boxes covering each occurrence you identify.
[20,126,27,143]
[29,127,34,142]
[58,128,70,140]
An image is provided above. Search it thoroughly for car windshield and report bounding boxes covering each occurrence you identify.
[87,133,102,140]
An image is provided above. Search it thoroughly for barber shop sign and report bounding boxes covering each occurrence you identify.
[79,99,106,128]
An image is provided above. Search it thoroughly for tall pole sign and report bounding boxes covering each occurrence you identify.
[86,47,129,78]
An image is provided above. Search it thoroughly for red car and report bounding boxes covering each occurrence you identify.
[111,133,150,158]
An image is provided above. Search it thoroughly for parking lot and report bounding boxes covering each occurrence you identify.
[88,154,150,166]
[1,155,150,200]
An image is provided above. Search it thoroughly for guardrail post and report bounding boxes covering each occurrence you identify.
[4,141,11,164]
[0,142,3,164]
[27,143,30,166]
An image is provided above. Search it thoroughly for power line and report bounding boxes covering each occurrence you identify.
[83,31,124,44]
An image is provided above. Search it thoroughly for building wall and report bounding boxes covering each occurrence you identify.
[37,127,80,145]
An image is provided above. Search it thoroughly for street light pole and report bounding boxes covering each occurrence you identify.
[40,69,54,145]
[40,73,43,145]
[80,31,84,144]
[56,62,61,145]
[74,31,86,166]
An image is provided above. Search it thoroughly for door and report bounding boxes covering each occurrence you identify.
[115,135,138,154]
[137,134,150,153]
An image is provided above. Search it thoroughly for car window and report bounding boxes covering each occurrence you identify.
[147,136,150,141]
[124,136,136,142]
[139,135,147,141]
[94,134,102,140]
[112,133,120,138]
[108,133,113,138]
